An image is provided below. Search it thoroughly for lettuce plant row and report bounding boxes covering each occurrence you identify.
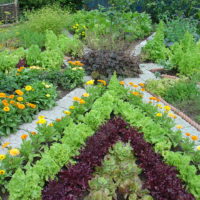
[42,117,194,200]
[7,75,200,200]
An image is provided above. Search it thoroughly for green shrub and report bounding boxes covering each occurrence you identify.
[163,79,200,103]
[164,17,199,44]
[142,21,169,63]
[23,6,69,34]
[17,26,45,48]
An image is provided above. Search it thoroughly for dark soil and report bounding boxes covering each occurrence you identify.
[173,99,200,125]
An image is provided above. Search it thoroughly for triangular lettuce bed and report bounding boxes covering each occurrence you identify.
[42,117,193,200]
[8,75,200,200]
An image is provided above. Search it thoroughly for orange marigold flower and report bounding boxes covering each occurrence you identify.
[191,136,198,141]
[149,97,157,101]
[79,99,86,104]
[17,104,25,110]
[15,90,24,96]
[0,93,6,98]
[3,106,10,112]
[133,84,138,88]
[97,80,106,86]
[17,97,24,102]
[2,99,9,106]
[139,83,145,87]
[21,134,28,140]
[30,131,37,135]
[8,95,15,99]
[185,133,191,137]
[10,100,15,105]
[140,88,145,92]
[132,91,139,96]
[119,81,125,85]
[1,142,10,148]
[56,118,61,122]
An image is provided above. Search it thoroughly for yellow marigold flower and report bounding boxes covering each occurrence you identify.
[25,85,32,91]
[132,92,139,96]
[36,118,47,124]
[79,99,86,104]
[163,106,171,111]
[0,155,6,160]
[156,113,163,117]
[21,134,28,140]
[64,110,71,115]
[1,142,10,148]
[119,81,125,85]
[196,146,200,150]
[168,113,177,119]
[85,80,94,85]
[148,101,153,104]
[82,93,90,97]
[129,82,134,86]
[49,123,54,127]
[140,88,145,92]
[69,106,75,110]
[191,136,198,141]
[0,93,6,98]
[73,96,81,101]
[97,80,106,86]
[9,148,20,156]
[15,90,24,96]
[17,97,24,102]
[3,106,10,112]
[0,170,5,175]
[176,125,183,129]
[8,95,14,99]
[139,83,145,87]
[38,115,45,120]
[156,104,163,109]
[17,104,25,110]
[46,94,51,98]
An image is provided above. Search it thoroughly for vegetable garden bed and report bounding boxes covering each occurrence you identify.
[1,75,200,200]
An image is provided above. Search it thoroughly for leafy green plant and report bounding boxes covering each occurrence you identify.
[142,21,170,63]
[169,32,200,75]
[87,142,152,200]
[26,45,41,66]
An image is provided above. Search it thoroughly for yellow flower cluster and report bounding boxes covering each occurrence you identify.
[36,116,47,124]
[85,80,94,85]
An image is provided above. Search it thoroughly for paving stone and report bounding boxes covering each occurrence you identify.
[37,106,66,121]
[0,129,28,154]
